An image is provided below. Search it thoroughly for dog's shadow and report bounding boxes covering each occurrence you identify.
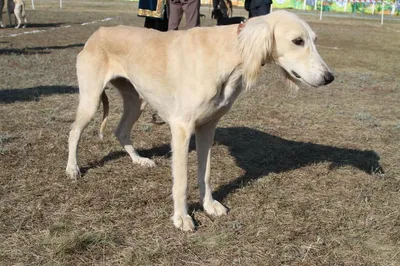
[79,145,172,175]
[0,85,78,104]
[87,126,383,204]
[211,127,383,202]
[24,22,65,28]
[0,43,84,55]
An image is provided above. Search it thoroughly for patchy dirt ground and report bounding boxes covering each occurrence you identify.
[1,0,400,265]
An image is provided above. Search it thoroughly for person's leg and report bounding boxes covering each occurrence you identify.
[265,3,271,15]
[220,0,230,18]
[154,8,169,31]
[168,0,184,30]
[249,8,257,17]
[257,3,271,15]
[250,4,270,17]
[154,19,169,31]
[144,17,156,29]
[182,0,200,29]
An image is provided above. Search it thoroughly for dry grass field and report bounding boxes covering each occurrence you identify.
[1,0,400,265]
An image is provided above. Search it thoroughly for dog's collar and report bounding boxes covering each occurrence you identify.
[237,20,246,35]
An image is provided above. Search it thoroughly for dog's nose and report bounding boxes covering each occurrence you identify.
[324,72,334,85]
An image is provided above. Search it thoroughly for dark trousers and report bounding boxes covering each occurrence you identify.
[249,3,271,18]
[168,0,200,30]
[144,6,169,32]
[144,17,169,31]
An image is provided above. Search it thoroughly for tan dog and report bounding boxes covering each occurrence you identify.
[0,0,26,28]
[8,0,27,28]
[66,11,334,231]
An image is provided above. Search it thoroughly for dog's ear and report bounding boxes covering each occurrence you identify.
[237,18,274,91]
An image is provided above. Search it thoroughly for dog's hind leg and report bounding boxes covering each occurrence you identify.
[195,119,228,217]
[13,3,22,28]
[20,2,27,28]
[111,78,155,168]
[66,92,103,179]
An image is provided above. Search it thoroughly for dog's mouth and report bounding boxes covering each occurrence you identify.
[292,71,301,79]
[290,70,319,88]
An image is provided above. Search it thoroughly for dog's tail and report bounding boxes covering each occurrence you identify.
[99,91,109,139]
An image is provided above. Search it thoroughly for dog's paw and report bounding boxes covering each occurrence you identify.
[134,157,156,168]
[204,200,228,216]
[65,165,81,180]
[173,214,195,231]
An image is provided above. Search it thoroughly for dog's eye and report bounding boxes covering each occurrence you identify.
[292,38,304,46]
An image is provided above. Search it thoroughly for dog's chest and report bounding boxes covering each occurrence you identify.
[195,81,242,126]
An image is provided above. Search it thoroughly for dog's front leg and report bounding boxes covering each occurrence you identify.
[195,120,228,217]
[170,121,195,231]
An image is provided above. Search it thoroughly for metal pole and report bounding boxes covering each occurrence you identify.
[320,0,323,20]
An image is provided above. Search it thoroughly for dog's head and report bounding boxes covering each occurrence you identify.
[237,10,334,91]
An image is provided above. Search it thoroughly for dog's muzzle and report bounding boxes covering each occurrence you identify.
[324,72,334,85]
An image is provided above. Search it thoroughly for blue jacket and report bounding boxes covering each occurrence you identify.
[138,0,166,19]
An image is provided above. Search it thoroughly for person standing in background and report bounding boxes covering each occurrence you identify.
[138,0,169,31]
[168,0,200,30]
[244,0,272,18]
